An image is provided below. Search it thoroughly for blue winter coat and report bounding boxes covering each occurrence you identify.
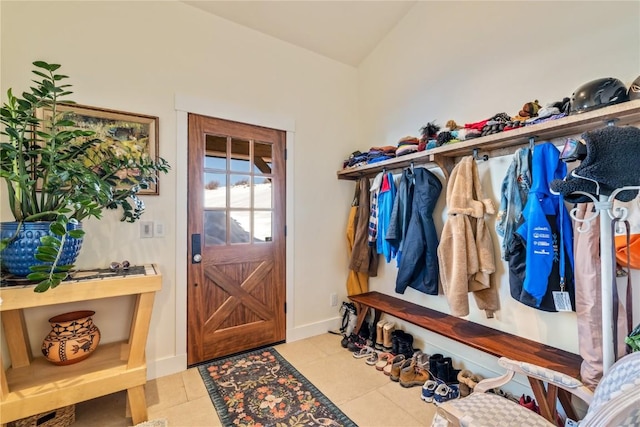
[386,168,414,264]
[515,142,575,307]
[377,172,397,262]
[395,168,442,295]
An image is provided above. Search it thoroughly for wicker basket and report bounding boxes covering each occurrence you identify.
[9,405,75,427]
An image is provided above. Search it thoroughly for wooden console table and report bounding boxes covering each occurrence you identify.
[0,264,161,426]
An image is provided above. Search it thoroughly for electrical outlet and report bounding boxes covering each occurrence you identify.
[140,221,154,238]
[155,222,165,237]
[330,293,338,307]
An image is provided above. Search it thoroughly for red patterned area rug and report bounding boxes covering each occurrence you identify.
[198,347,357,427]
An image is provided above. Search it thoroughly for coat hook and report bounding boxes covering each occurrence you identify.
[472,148,488,161]
[529,137,535,151]
[606,119,618,127]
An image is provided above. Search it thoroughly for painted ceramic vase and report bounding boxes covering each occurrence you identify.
[42,310,101,365]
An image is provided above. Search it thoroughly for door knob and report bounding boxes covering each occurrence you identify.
[193,254,202,263]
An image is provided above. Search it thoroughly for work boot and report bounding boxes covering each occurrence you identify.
[389,357,412,381]
[399,364,430,388]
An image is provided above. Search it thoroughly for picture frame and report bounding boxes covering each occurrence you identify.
[42,104,161,195]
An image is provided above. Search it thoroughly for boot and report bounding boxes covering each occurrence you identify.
[339,302,358,336]
[383,322,397,352]
[399,364,430,388]
[436,357,460,385]
[428,353,444,379]
[390,357,412,381]
[375,319,387,350]
[398,333,415,358]
[391,329,406,355]
[365,308,377,347]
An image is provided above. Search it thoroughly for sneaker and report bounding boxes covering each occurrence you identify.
[340,334,349,348]
[421,378,444,403]
[346,334,366,352]
[433,383,460,405]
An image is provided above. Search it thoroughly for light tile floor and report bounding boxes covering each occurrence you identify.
[72,333,437,426]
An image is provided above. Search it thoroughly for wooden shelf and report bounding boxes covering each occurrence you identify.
[0,264,161,425]
[337,99,640,180]
[349,291,581,378]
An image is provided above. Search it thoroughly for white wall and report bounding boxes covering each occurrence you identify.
[357,0,640,382]
[1,1,357,377]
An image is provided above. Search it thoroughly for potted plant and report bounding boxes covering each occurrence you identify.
[0,61,170,292]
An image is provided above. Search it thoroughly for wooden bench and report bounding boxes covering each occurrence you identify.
[349,291,584,422]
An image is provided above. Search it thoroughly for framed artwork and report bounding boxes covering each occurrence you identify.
[42,104,161,195]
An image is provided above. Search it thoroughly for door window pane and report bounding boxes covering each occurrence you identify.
[230,138,251,173]
[230,211,251,244]
[205,135,227,170]
[253,141,273,175]
[253,177,272,209]
[230,174,251,208]
[204,210,226,246]
[204,173,226,208]
[254,211,272,242]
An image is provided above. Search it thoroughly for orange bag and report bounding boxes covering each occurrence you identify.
[614,195,640,269]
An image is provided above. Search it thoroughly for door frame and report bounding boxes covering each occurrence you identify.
[175,94,295,368]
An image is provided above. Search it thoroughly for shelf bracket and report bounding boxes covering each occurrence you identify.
[432,155,454,181]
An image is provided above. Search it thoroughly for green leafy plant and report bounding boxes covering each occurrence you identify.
[0,61,170,292]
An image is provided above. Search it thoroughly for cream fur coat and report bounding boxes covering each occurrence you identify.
[438,156,500,318]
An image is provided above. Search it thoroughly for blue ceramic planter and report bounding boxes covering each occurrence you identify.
[0,221,83,277]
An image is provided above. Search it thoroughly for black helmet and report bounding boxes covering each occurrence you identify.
[629,75,640,101]
[570,77,629,114]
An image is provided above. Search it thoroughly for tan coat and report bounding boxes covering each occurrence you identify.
[438,156,499,318]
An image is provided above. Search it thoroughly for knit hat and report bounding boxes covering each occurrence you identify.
[550,126,640,202]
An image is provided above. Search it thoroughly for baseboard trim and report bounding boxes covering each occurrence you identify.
[286,316,342,342]
[147,353,188,380]
[146,317,343,380]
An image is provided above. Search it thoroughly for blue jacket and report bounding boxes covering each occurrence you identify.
[377,172,397,262]
[395,168,442,295]
[386,168,414,264]
[496,147,531,261]
[516,142,574,307]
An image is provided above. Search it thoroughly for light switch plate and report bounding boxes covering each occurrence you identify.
[140,221,154,238]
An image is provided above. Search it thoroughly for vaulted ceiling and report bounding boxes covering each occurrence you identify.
[182,1,417,67]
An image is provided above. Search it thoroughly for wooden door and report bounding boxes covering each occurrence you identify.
[187,114,286,365]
